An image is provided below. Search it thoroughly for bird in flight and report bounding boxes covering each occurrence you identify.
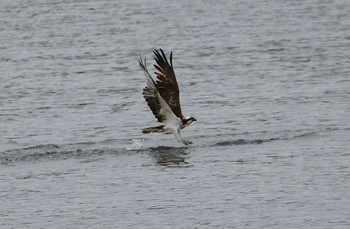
[138,49,196,145]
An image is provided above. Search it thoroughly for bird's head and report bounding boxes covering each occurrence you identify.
[182,116,197,126]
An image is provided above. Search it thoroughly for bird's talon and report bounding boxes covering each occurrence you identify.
[183,140,193,145]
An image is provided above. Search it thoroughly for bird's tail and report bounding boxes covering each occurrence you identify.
[142,125,165,134]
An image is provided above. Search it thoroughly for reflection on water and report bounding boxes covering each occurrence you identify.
[148,146,189,167]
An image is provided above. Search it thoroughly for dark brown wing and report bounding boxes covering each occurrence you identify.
[142,86,163,122]
[138,57,164,122]
[153,49,184,120]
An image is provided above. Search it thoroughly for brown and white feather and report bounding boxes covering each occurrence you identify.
[153,49,184,120]
[138,56,177,123]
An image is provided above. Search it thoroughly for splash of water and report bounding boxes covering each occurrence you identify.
[126,139,143,150]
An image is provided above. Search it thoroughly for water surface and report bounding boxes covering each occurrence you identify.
[1,0,349,228]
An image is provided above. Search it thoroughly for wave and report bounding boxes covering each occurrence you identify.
[0,129,324,166]
[214,138,280,146]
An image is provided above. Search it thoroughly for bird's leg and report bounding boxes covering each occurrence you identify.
[173,128,192,145]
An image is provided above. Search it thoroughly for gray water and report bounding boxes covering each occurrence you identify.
[1,0,350,228]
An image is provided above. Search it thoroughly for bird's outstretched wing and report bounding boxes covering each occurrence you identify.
[153,49,184,120]
[138,57,177,123]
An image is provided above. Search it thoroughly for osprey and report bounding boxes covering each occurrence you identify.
[138,49,196,145]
